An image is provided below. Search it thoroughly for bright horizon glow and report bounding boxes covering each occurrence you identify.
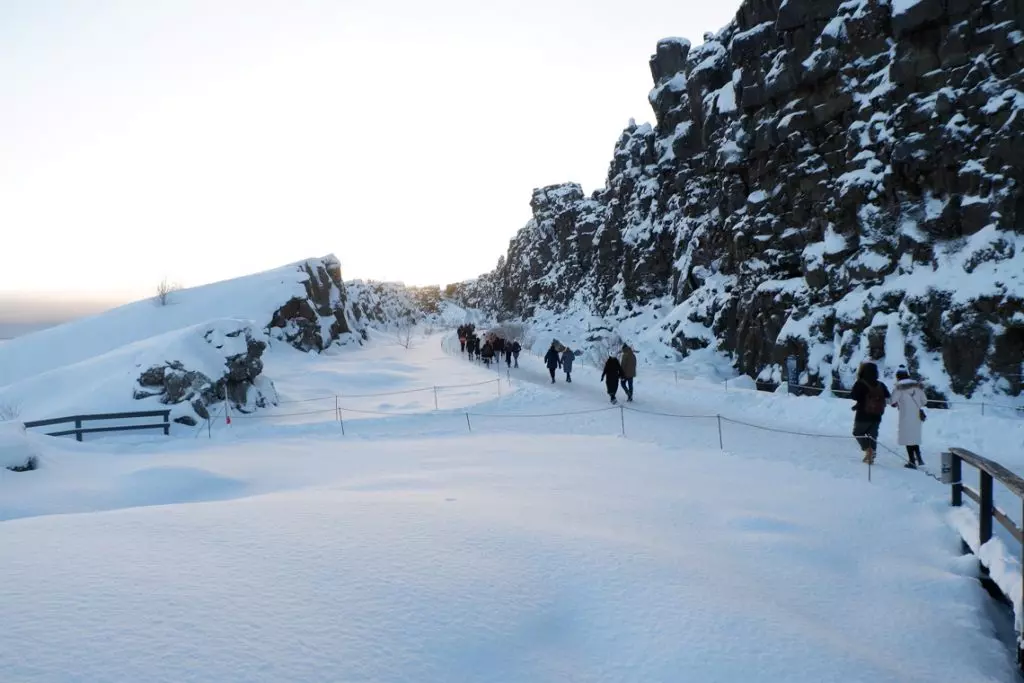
[1,0,739,301]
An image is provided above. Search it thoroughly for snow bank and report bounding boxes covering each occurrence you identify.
[0,319,275,424]
[0,421,44,471]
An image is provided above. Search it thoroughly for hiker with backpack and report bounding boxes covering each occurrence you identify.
[850,361,891,465]
[890,365,927,468]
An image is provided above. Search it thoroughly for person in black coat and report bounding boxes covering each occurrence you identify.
[601,356,623,403]
[511,341,521,368]
[544,343,561,383]
[850,361,891,465]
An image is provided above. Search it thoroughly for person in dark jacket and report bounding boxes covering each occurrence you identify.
[511,341,521,368]
[850,361,891,465]
[619,344,637,402]
[481,340,495,367]
[544,343,561,383]
[505,343,513,368]
[562,347,575,383]
[601,355,623,403]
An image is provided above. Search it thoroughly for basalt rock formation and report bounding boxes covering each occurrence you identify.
[465,0,1024,400]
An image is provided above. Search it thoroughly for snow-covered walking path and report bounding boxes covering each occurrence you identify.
[1,333,1020,682]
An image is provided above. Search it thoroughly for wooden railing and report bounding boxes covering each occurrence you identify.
[945,447,1024,671]
[23,410,172,441]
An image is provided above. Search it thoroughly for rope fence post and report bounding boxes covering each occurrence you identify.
[433,386,439,410]
[465,412,472,433]
[335,395,339,423]
[620,405,626,436]
[717,414,723,450]
[497,378,502,396]
[207,416,212,439]
[339,408,346,436]
[982,402,986,416]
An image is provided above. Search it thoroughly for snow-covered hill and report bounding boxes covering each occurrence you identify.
[0,256,435,426]
[457,0,1024,406]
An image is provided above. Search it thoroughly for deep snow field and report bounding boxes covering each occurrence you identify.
[3,329,1024,682]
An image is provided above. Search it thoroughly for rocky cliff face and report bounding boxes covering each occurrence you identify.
[468,0,1024,400]
[268,256,361,352]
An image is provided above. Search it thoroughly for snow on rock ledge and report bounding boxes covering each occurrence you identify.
[134,320,277,425]
[267,256,362,352]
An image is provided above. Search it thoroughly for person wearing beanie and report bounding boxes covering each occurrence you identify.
[890,365,927,468]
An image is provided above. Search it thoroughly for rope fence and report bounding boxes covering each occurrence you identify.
[668,371,1023,416]
[196,393,944,484]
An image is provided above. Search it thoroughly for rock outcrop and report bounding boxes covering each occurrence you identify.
[135,323,276,425]
[268,256,360,352]
[465,0,1024,401]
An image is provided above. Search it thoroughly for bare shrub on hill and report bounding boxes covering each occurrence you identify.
[155,277,182,306]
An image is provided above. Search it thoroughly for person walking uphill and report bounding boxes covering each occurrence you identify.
[601,355,623,404]
[511,340,521,368]
[850,361,890,465]
[544,343,561,383]
[890,365,926,468]
[562,347,575,383]
[619,344,637,402]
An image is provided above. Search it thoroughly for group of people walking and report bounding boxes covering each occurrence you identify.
[542,341,636,404]
[458,325,521,369]
[850,361,927,468]
[459,327,928,469]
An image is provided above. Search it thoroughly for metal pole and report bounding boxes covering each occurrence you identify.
[620,405,625,436]
[982,402,986,416]
[335,395,339,423]
[868,459,872,483]
[339,408,345,436]
[433,386,439,410]
[207,417,212,439]
[465,412,472,433]
[717,415,723,450]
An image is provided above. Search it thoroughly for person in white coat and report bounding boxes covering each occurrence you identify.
[890,366,927,468]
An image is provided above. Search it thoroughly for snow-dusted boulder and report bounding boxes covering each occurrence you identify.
[135,321,277,425]
[268,256,360,352]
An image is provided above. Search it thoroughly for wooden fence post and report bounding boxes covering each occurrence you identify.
[951,453,963,507]
[980,470,994,546]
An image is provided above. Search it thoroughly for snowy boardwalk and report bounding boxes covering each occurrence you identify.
[1,336,1020,682]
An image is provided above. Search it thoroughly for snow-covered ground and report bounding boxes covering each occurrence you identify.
[2,330,1022,682]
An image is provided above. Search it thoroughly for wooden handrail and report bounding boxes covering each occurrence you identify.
[945,448,1024,672]
[23,410,172,441]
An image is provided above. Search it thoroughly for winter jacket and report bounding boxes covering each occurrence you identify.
[891,379,926,446]
[544,348,561,369]
[620,348,637,379]
[601,357,622,387]
[851,379,890,424]
[512,342,521,356]
[481,343,494,359]
[562,349,575,373]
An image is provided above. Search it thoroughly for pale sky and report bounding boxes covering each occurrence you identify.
[1,0,739,303]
